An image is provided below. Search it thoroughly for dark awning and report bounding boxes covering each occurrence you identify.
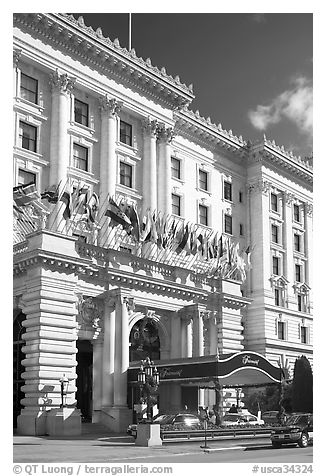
[128,351,282,387]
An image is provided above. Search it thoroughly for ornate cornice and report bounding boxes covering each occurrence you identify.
[13,13,194,110]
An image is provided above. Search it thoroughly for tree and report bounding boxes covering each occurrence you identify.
[291,355,313,413]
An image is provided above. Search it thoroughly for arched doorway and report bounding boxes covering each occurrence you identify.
[129,318,160,362]
[13,311,25,428]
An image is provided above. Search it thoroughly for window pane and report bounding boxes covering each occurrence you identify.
[198,170,208,191]
[278,321,285,340]
[224,182,232,201]
[294,234,300,252]
[73,144,88,171]
[293,204,300,222]
[275,289,280,306]
[272,257,279,275]
[199,204,208,226]
[295,264,302,282]
[271,225,278,243]
[18,169,36,186]
[19,121,37,152]
[171,194,181,216]
[271,193,278,211]
[120,162,132,188]
[224,215,232,234]
[20,73,38,104]
[171,157,181,179]
[120,121,132,146]
[74,99,89,126]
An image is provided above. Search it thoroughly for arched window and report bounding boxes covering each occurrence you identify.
[129,318,160,362]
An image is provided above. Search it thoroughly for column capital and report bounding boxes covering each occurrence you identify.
[157,125,175,143]
[304,202,313,217]
[247,179,272,196]
[13,48,22,67]
[99,95,123,116]
[49,69,75,95]
[284,191,296,205]
[103,288,135,312]
[142,117,159,137]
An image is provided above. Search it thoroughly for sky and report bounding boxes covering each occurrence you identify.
[72,12,313,159]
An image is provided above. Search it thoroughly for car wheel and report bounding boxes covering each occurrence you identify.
[298,432,308,448]
[272,442,282,449]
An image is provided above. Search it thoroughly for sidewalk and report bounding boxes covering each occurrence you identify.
[13,424,270,463]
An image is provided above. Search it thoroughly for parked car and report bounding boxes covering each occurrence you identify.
[127,413,201,438]
[262,411,280,425]
[222,413,264,426]
[270,413,313,448]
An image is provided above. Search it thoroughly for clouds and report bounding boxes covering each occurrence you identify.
[248,76,313,137]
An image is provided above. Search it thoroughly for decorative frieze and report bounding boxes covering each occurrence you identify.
[49,69,75,94]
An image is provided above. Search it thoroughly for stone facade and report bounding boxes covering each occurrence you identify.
[13,13,312,435]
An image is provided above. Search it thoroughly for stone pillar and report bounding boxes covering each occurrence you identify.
[157,126,174,214]
[170,311,181,359]
[48,70,75,231]
[304,202,313,287]
[17,267,81,436]
[283,192,294,283]
[91,339,103,423]
[101,298,116,409]
[142,118,158,213]
[209,312,218,355]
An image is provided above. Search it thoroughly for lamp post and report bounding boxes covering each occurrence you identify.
[137,357,159,422]
[59,374,69,408]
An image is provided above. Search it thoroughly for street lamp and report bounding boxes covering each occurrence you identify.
[137,357,159,422]
[59,374,69,408]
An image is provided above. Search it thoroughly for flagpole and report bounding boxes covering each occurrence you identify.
[129,13,132,51]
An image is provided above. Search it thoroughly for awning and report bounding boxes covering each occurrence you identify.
[128,351,282,387]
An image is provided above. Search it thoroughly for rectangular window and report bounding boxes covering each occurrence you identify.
[271,224,279,243]
[120,120,132,146]
[224,181,232,201]
[277,321,285,340]
[224,214,232,234]
[198,169,208,191]
[74,99,89,127]
[293,204,300,222]
[18,169,36,186]
[298,295,302,312]
[19,121,37,152]
[199,204,208,226]
[272,256,280,275]
[171,157,181,179]
[120,161,133,188]
[171,194,181,216]
[271,193,278,212]
[275,288,280,306]
[300,325,308,343]
[239,191,243,203]
[73,144,88,171]
[294,234,301,252]
[295,264,302,282]
[20,73,38,104]
[239,223,244,236]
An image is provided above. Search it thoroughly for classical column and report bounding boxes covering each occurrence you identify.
[48,70,75,231]
[142,118,158,212]
[209,312,218,355]
[92,339,103,423]
[283,192,295,282]
[101,297,116,409]
[17,268,81,436]
[179,311,193,358]
[304,202,313,287]
[170,311,182,359]
[157,126,174,214]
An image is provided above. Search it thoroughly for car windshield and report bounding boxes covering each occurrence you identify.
[286,415,309,426]
[223,414,240,421]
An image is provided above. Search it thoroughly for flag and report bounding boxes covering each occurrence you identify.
[141,209,152,242]
[86,192,99,224]
[59,184,72,220]
[105,197,131,230]
[72,182,88,213]
[124,202,140,241]
[41,184,60,203]
[156,213,168,248]
[166,218,178,248]
[176,223,189,254]
[198,232,208,259]
[190,226,198,255]
[149,211,158,244]
[13,182,40,207]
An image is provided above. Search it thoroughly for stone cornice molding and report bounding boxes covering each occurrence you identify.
[293,282,311,295]
[13,13,194,110]
[99,95,123,117]
[219,293,252,310]
[175,108,249,157]
[49,69,75,95]
[13,48,22,66]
